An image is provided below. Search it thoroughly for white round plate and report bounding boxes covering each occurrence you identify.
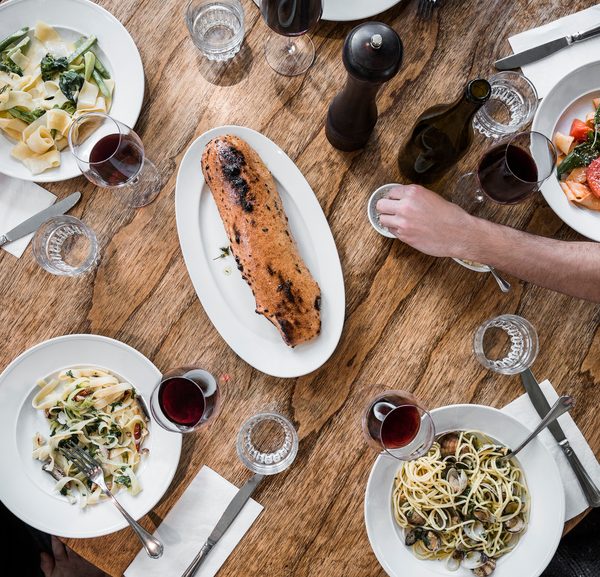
[323,0,403,21]
[365,404,565,577]
[175,125,345,378]
[0,334,181,538]
[532,61,600,241]
[0,0,144,183]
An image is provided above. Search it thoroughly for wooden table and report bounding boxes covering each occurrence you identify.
[1,0,599,575]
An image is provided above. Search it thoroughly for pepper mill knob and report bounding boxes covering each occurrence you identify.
[326,22,403,151]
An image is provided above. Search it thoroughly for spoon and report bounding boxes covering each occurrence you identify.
[489,267,511,293]
[500,395,574,461]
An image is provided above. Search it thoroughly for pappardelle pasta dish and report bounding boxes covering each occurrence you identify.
[32,367,149,508]
[393,431,529,576]
[0,22,114,175]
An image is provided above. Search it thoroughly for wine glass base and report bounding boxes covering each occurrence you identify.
[114,158,162,208]
[264,34,315,76]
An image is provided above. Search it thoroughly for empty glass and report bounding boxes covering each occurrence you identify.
[473,72,539,139]
[32,215,98,276]
[362,390,435,461]
[185,0,245,61]
[150,367,221,433]
[68,112,162,208]
[236,412,299,475]
[473,314,539,375]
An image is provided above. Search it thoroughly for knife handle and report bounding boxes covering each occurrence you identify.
[559,439,600,507]
[573,24,600,43]
[182,539,215,577]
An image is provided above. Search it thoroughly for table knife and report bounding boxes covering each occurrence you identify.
[0,192,81,247]
[521,368,600,507]
[181,472,265,577]
[495,23,600,70]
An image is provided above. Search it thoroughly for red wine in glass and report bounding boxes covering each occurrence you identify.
[151,367,220,432]
[362,391,435,460]
[261,0,322,36]
[477,143,539,204]
[89,133,144,187]
[158,377,206,427]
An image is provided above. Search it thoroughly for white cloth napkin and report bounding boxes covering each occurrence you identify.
[0,174,56,258]
[502,379,600,520]
[125,466,263,577]
[509,5,600,99]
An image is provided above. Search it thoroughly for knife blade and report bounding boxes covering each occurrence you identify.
[495,23,600,70]
[0,191,81,246]
[182,472,265,577]
[520,368,600,507]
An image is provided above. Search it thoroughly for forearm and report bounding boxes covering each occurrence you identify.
[461,217,600,303]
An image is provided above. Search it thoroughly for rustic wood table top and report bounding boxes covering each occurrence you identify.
[1,0,599,575]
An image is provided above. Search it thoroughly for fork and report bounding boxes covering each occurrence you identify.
[60,442,163,558]
[417,0,438,19]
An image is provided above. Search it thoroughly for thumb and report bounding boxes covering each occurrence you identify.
[40,551,54,577]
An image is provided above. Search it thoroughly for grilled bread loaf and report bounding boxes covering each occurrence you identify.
[201,135,321,347]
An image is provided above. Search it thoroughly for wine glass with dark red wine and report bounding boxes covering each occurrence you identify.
[453,130,557,214]
[150,367,221,433]
[261,0,323,76]
[68,112,162,208]
[362,390,435,461]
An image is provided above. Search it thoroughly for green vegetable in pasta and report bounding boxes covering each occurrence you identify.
[0,27,29,53]
[84,51,95,82]
[6,36,30,59]
[66,35,97,64]
[41,53,69,81]
[557,138,600,179]
[92,68,111,99]
[59,70,84,103]
[0,59,23,76]
[8,107,45,124]
[73,36,110,79]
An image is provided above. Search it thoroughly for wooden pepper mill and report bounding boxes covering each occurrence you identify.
[326,22,403,151]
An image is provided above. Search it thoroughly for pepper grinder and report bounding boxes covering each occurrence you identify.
[326,22,403,151]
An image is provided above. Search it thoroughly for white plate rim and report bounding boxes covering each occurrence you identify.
[532,61,600,242]
[0,333,182,538]
[0,0,145,183]
[322,0,403,21]
[364,404,565,577]
[175,124,345,378]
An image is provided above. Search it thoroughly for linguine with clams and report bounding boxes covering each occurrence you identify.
[392,431,528,576]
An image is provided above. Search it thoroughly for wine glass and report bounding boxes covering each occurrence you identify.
[453,130,557,213]
[362,390,435,460]
[149,367,221,433]
[68,112,162,208]
[261,0,323,76]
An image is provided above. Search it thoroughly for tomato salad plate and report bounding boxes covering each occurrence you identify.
[533,61,600,241]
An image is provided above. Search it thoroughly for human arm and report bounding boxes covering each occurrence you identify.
[376,184,600,303]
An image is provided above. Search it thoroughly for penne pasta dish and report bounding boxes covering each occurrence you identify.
[32,367,149,508]
[0,21,114,174]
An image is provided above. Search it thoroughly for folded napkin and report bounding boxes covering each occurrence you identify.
[125,466,263,577]
[509,5,600,99]
[0,174,56,258]
[502,379,600,520]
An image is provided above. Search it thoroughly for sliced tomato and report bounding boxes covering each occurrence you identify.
[586,157,600,199]
[570,119,592,142]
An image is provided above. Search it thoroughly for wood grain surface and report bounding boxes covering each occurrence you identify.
[0,0,599,575]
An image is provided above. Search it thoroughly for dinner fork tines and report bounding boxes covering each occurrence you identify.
[60,442,163,559]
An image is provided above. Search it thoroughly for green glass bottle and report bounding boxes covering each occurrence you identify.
[398,78,491,184]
